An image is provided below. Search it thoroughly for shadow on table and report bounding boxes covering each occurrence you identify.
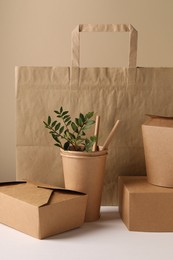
[47,207,120,240]
[100,208,120,221]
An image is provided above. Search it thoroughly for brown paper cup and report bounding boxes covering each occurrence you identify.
[60,147,108,222]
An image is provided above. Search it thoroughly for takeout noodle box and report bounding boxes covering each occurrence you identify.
[118,176,173,232]
[142,115,173,187]
[0,181,87,239]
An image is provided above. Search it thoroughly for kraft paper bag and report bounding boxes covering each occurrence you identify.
[16,24,173,205]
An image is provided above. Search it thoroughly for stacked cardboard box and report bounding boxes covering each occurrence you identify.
[119,116,173,231]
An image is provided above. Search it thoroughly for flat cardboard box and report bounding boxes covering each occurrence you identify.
[119,176,173,232]
[142,115,173,187]
[0,181,87,239]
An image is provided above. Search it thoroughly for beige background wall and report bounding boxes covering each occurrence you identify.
[0,0,173,181]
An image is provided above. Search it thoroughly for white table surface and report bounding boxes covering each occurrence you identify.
[0,206,173,260]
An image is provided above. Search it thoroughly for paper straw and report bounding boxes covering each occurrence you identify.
[102,120,120,150]
[92,115,100,151]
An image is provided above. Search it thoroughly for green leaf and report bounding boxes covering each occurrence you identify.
[82,125,91,130]
[55,122,61,131]
[54,110,60,114]
[60,106,63,113]
[47,116,51,125]
[43,121,48,127]
[75,117,83,127]
[59,126,64,134]
[79,113,85,123]
[52,134,59,142]
[71,122,78,133]
[51,120,57,127]
[85,141,94,152]
[63,115,70,120]
[69,132,75,139]
[54,143,62,148]
[85,138,90,144]
[64,116,71,123]
[64,130,69,137]
[75,118,79,126]
[64,142,70,150]
[90,136,97,142]
[62,111,69,116]
[66,120,71,126]
[85,112,94,120]
[86,120,95,125]
[76,139,85,145]
[86,145,93,152]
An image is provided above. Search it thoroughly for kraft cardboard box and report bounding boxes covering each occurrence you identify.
[0,181,87,239]
[118,176,173,232]
[142,115,173,187]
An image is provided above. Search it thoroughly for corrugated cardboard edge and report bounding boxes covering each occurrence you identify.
[37,183,86,196]
[0,181,26,186]
[144,114,173,125]
[0,180,87,208]
[145,114,173,119]
[118,176,130,230]
[14,179,86,195]
[38,194,88,239]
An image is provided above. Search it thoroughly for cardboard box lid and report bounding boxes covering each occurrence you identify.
[143,115,173,128]
[0,181,86,207]
[120,176,173,194]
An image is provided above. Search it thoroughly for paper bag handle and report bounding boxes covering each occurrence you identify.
[71,24,138,68]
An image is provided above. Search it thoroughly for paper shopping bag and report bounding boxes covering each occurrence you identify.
[16,24,173,205]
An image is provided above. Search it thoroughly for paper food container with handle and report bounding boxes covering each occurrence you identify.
[142,115,173,187]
